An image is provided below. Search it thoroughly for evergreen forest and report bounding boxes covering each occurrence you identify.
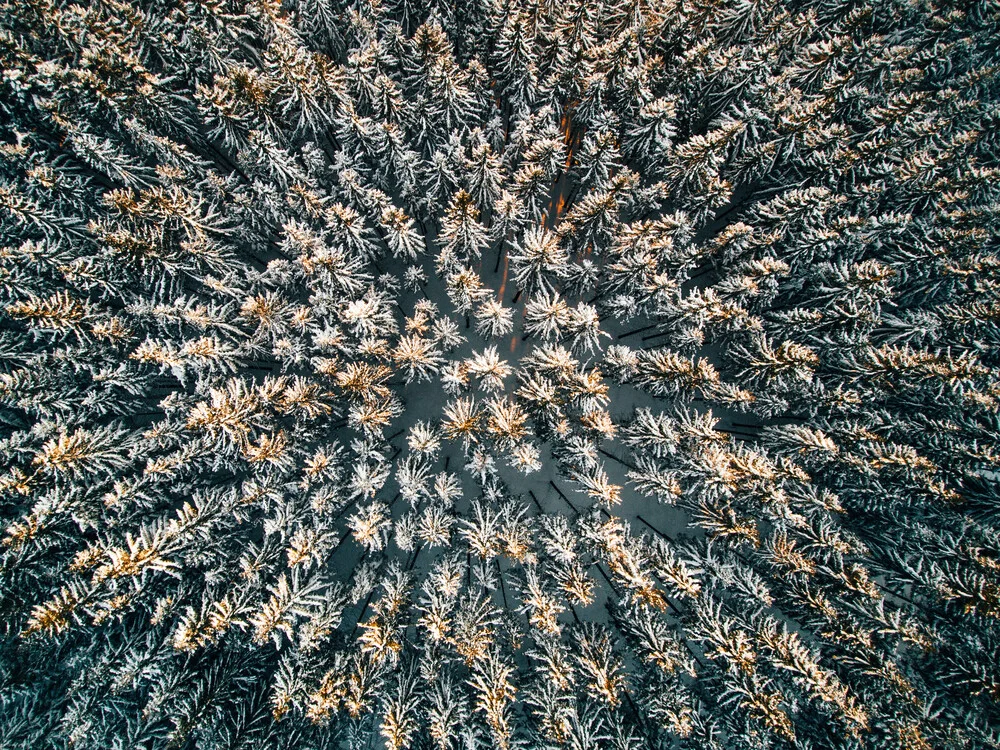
[1,0,999,748]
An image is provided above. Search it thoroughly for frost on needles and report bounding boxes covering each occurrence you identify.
[0,1,999,749]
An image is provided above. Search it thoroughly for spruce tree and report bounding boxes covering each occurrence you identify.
[1,1,998,749]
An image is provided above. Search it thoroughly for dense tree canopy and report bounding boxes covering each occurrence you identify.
[1,0,998,748]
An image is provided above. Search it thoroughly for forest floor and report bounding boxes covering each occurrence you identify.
[329,214,750,643]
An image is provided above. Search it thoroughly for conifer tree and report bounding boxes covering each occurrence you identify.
[1,1,998,748]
